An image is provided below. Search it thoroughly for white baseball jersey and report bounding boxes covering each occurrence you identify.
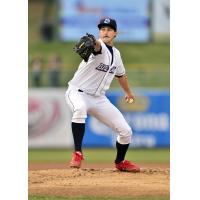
[68,39,125,96]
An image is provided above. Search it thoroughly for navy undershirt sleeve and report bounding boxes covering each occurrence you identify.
[106,44,114,65]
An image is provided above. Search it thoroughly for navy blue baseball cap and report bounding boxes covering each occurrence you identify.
[98,18,117,31]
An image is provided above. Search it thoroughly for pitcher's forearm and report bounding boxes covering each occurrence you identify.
[117,75,132,94]
[94,40,101,52]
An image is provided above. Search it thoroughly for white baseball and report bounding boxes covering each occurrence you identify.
[127,98,134,104]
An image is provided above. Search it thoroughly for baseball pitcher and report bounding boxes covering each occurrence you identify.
[65,18,140,172]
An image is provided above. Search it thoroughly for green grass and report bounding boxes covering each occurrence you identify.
[28,148,169,163]
[29,196,169,200]
[29,42,169,69]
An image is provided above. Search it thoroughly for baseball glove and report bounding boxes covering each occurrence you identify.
[74,33,96,62]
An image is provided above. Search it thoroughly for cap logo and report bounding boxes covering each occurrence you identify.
[104,18,110,24]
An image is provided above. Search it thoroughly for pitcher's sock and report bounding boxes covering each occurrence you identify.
[71,122,85,152]
[115,141,129,164]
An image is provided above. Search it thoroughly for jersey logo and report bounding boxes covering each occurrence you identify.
[96,63,117,74]
[96,63,109,72]
[104,18,110,24]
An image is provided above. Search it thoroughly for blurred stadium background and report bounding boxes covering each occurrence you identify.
[28,0,170,161]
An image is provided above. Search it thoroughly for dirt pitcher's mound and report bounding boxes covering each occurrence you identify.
[29,168,169,198]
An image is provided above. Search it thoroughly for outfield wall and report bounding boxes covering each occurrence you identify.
[28,88,169,148]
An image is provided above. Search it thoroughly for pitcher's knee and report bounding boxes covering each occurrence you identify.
[117,127,132,144]
[72,108,87,123]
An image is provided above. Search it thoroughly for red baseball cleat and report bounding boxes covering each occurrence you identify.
[115,160,140,172]
[70,151,84,168]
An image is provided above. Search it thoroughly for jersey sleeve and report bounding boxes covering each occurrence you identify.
[115,53,126,77]
[98,39,107,54]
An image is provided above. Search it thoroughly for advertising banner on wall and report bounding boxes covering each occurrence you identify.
[83,89,170,148]
[28,88,169,148]
[28,88,73,148]
[59,0,150,42]
[152,0,170,35]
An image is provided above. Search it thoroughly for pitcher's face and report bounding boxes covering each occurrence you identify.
[99,26,117,46]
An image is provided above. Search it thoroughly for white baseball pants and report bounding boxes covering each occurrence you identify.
[65,86,132,144]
